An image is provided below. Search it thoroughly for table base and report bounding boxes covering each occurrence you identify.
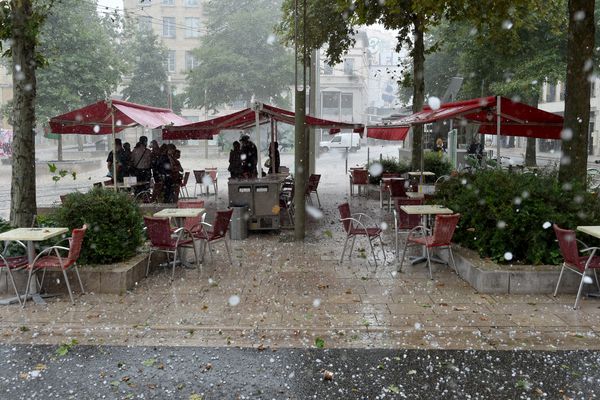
[409,255,447,266]
[587,292,600,298]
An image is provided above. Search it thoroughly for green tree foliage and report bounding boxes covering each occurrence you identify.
[185,0,294,112]
[34,0,124,123]
[120,23,175,110]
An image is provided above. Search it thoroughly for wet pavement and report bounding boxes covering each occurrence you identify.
[1,344,599,399]
[1,143,600,397]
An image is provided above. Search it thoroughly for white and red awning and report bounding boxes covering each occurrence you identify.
[162,103,364,140]
[49,99,189,135]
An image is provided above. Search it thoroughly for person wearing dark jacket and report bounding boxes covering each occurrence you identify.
[240,135,258,178]
[228,141,243,179]
[267,141,280,174]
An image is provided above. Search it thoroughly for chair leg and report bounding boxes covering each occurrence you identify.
[349,236,357,260]
[315,191,321,208]
[62,269,75,305]
[207,242,214,262]
[448,247,458,275]
[367,237,378,269]
[145,251,153,277]
[594,269,600,292]
[171,250,178,281]
[340,236,350,264]
[425,246,433,280]
[398,238,410,273]
[191,240,200,277]
[379,235,387,262]
[224,239,234,267]
[574,270,587,309]
[553,264,566,297]
[74,265,85,294]
[6,269,22,306]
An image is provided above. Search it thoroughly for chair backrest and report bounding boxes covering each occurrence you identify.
[181,171,190,186]
[93,182,103,188]
[144,216,173,247]
[352,169,368,185]
[388,179,407,197]
[553,224,583,270]
[104,179,114,186]
[338,203,353,233]
[210,209,233,240]
[177,199,205,208]
[60,195,68,204]
[431,214,460,246]
[67,225,87,265]
[193,170,205,183]
[395,198,423,230]
[308,174,321,191]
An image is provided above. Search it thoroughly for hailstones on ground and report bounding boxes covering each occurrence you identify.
[228,295,240,307]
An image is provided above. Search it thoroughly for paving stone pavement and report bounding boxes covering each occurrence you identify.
[1,152,600,354]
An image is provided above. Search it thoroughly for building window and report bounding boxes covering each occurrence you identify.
[162,0,175,5]
[343,58,354,75]
[163,17,176,38]
[323,62,333,75]
[185,0,199,5]
[165,50,176,73]
[185,17,200,38]
[341,93,353,116]
[546,83,556,103]
[185,51,199,71]
[559,83,565,101]
[138,16,152,31]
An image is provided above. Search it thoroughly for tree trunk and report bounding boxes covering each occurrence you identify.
[410,16,425,171]
[558,0,595,187]
[9,0,38,227]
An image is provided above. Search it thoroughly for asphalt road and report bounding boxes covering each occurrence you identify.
[1,345,598,399]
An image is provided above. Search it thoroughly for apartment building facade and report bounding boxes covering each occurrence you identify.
[123,0,207,120]
[539,80,598,154]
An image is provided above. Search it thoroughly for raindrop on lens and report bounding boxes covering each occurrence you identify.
[93,125,100,133]
[380,222,388,231]
[502,20,513,29]
[504,252,513,261]
[305,205,323,219]
[266,34,276,45]
[312,299,321,307]
[560,128,573,140]
[583,276,593,284]
[496,221,506,229]
[369,162,383,177]
[427,96,441,110]
[228,295,240,307]
[574,10,586,21]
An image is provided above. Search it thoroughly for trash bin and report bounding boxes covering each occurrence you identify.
[230,205,248,240]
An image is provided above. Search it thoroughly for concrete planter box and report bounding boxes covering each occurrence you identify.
[0,251,170,297]
[442,246,589,294]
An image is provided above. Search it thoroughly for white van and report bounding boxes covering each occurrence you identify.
[319,133,361,151]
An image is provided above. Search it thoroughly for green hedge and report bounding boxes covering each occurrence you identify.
[54,188,144,264]
[434,169,600,265]
[423,152,453,178]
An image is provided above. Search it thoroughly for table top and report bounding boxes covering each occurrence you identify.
[577,226,600,239]
[154,208,205,218]
[0,227,69,242]
[408,171,435,176]
[400,205,453,215]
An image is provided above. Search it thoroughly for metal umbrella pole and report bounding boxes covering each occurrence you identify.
[110,103,118,192]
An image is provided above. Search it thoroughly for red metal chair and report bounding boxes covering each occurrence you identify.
[553,224,600,309]
[393,197,424,264]
[179,171,190,198]
[399,214,460,279]
[0,240,28,306]
[193,170,206,196]
[197,209,234,267]
[349,169,369,196]
[177,199,206,238]
[385,178,408,210]
[305,174,321,208]
[338,202,386,268]
[23,225,87,306]
[144,217,199,280]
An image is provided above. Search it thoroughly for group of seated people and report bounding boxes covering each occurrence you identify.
[106,136,184,203]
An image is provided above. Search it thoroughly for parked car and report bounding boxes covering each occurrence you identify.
[319,133,361,152]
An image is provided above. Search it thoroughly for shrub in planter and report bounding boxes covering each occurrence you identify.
[366,158,411,184]
[434,168,600,265]
[423,152,453,178]
[54,188,144,264]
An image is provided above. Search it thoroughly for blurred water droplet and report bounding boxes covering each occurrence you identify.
[368,162,383,177]
[542,221,551,229]
[266,34,276,45]
[502,20,513,29]
[496,221,506,229]
[228,295,240,306]
[312,298,321,307]
[305,204,323,219]
[560,128,573,140]
[504,252,513,261]
[427,96,441,110]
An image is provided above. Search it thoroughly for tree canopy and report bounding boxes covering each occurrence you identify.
[185,0,294,112]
